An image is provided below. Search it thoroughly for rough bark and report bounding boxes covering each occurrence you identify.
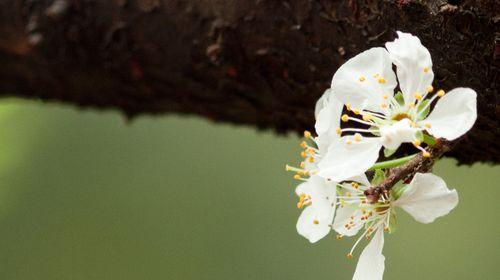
[0,0,498,164]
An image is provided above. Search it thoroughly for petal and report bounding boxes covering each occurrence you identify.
[332,200,364,237]
[345,174,371,188]
[353,227,385,280]
[394,173,458,224]
[423,88,477,140]
[296,206,332,243]
[315,97,344,153]
[379,118,417,150]
[315,88,333,118]
[318,137,382,182]
[331,47,397,114]
[385,31,434,105]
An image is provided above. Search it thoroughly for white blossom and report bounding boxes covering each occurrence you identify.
[318,31,477,181]
[333,173,458,280]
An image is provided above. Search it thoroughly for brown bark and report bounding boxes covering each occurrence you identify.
[0,0,498,164]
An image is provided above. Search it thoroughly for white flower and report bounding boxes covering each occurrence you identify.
[318,31,477,181]
[289,89,345,242]
[333,173,458,280]
[295,175,338,243]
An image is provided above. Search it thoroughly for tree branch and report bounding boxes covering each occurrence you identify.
[0,0,498,164]
[364,139,453,203]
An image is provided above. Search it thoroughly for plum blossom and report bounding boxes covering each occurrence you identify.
[286,89,345,242]
[318,31,477,181]
[334,173,458,280]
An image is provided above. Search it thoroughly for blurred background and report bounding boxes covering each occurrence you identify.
[0,99,497,280]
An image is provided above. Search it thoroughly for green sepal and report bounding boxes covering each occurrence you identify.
[384,148,397,158]
[416,99,430,120]
[415,130,424,142]
[423,134,436,146]
[391,184,407,201]
[371,169,386,185]
[394,91,405,106]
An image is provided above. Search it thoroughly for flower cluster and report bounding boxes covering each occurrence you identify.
[286,32,477,280]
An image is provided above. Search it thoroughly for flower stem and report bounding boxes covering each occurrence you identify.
[369,154,418,171]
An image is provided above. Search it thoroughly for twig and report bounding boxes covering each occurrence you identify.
[364,139,453,203]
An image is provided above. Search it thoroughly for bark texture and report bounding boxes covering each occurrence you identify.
[0,0,498,164]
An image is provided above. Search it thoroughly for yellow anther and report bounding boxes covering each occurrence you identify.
[359,76,366,82]
[409,103,415,109]
[423,151,431,158]
[437,89,445,97]
[353,109,361,115]
[347,253,353,259]
[373,73,379,78]
[294,174,301,180]
[351,182,359,189]
[313,219,319,225]
[425,123,431,129]
[336,234,343,240]
[427,85,434,93]
[413,92,422,100]
[362,114,372,121]
[335,127,342,135]
[346,140,353,145]
[410,121,417,127]
[300,151,307,158]
[384,227,390,232]
[307,148,315,154]
[346,192,352,197]
[378,78,386,84]
[413,139,421,147]
[300,141,307,148]
[346,103,352,111]
[354,133,362,142]
[308,157,315,163]
[299,162,305,168]
[382,94,388,99]
[341,114,349,122]
[423,67,429,73]
[380,103,388,109]
[303,130,311,138]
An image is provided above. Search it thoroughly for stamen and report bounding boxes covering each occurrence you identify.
[354,133,362,142]
[359,76,366,82]
[303,130,312,138]
[427,85,434,93]
[336,127,342,135]
[378,78,386,84]
[423,67,429,73]
[413,92,422,100]
[412,139,421,147]
[313,219,319,225]
[437,89,445,97]
[341,114,349,122]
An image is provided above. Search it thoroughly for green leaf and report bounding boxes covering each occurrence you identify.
[384,148,396,158]
[394,91,405,106]
[371,169,386,185]
[416,99,430,120]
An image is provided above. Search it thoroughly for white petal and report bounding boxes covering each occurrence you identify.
[345,174,371,188]
[315,97,344,153]
[385,31,434,105]
[315,88,333,118]
[318,137,382,182]
[423,88,477,140]
[353,227,385,280]
[296,206,332,243]
[332,200,364,237]
[379,118,417,150]
[331,47,396,113]
[394,173,458,224]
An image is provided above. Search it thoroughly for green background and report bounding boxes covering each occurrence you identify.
[0,99,498,279]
